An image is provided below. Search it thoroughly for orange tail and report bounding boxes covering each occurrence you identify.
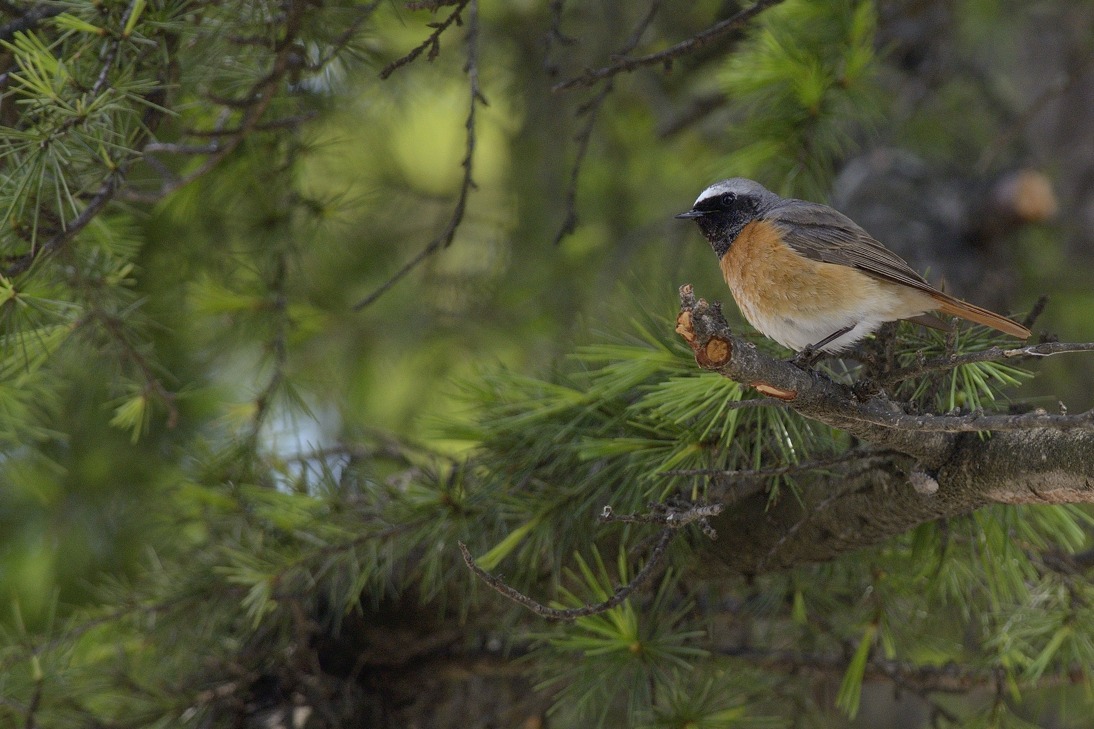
[931,293,1031,339]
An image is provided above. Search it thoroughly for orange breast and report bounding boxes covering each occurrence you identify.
[716,219,941,351]
[719,220,868,323]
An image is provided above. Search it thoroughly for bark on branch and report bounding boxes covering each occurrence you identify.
[676,285,1094,574]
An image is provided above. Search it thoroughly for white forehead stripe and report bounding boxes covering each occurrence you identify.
[694,181,736,205]
[692,178,770,206]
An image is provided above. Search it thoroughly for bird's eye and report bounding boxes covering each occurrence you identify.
[720,192,736,205]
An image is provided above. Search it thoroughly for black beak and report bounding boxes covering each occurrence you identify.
[674,209,705,220]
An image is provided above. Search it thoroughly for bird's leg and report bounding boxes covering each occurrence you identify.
[791,345,822,368]
[791,325,855,368]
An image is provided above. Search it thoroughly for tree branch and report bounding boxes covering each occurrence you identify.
[675,285,956,466]
[132,0,313,203]
[553,1,660,245]
[880,341,1094,384]
[353,0,484,311]
[553,0,785,91]
[2,172,124,278]
[675,285,1094,462]
[675,284,1094,573]
[378,0,471,80]
[460,528,675,621]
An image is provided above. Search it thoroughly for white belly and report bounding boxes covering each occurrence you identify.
[734,280,934,353]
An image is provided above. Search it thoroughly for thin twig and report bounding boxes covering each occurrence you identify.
[92,312,180,429]
[600,502,723,539]
[553,0,785,91]
[307,1,383,72]
[379,0,471,80]
[881,341,1094,385]
[135,0,312,202]
[22,676,42,729]
[179,112,320,138]
[354,0,484,310]
[459,529,674,621]
[553,1,660,245]
[543,0,577,76]
[599,503,722,526]
[142,141,224,155]
[87,0,144,99]
[841,402,1094,434]
[3,172,124,277]
[553,82,612,245]
[657,92,728,138]
[1022,294,1049,329]
[249,251,290,442]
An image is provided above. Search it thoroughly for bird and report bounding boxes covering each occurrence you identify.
[675,178,1031,358]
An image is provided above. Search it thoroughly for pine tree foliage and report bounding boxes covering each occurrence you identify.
[718,0,882,199]
[1,1,1093,728]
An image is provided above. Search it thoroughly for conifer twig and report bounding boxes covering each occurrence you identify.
[459,528,673,621]
[880,341,1094,384]
[354,0,484,310]
[306,1,383,72]
[249,251,289,442]
[378,0,471,80]
[3,172,126,277]
[553,0,660,245]
[553,0,785,91]
[127,0,314,204]
[543,0,577,76]
[91,311,180,429]
[599,502,723,539]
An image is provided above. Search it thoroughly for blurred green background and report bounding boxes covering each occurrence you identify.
[2,0,1094,725]
[3,0,1093,632]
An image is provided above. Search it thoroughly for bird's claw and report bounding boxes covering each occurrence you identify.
[790,345,821,369]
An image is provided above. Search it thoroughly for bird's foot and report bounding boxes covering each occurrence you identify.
[790,325,857,368]
[790,345,822,369]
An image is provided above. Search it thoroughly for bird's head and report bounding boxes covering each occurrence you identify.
[675,178,779,257]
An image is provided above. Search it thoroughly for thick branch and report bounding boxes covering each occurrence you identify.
[703,430,1094,573]
[675,286,1094,461]
[675,285,957,467]
[676,285,1094,573]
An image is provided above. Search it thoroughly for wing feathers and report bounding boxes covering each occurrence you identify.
[764,200,1030,339]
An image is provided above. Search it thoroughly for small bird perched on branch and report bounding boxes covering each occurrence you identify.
[676,178,1030,359]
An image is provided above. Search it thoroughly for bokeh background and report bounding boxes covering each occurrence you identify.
[2,0,1094,726]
